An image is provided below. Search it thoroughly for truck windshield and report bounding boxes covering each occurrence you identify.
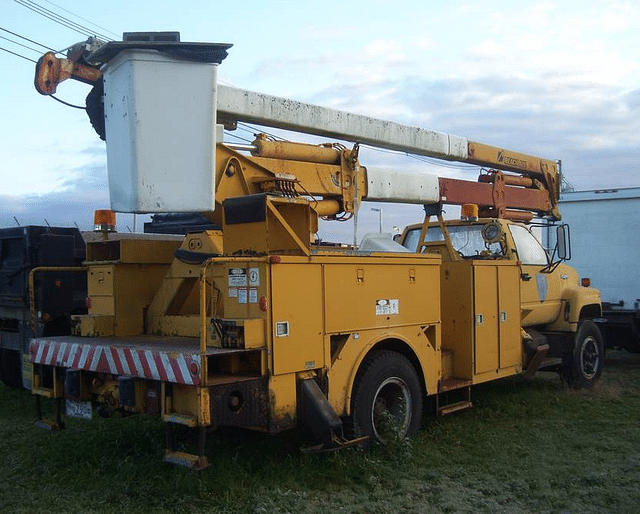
[402,225,503,257]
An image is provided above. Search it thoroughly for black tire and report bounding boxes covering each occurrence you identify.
[351,350,423,443]
[563,320,604,389]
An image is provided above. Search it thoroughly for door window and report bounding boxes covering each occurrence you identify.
[508,224,548,265]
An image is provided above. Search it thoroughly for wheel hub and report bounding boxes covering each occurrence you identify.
[580,335,600,379]
[371,377,411,442]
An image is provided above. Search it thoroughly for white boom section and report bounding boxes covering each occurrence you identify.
[217,85,468,163]
[366,167,440,204]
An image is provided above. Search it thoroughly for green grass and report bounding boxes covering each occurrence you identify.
[2,351,640,513]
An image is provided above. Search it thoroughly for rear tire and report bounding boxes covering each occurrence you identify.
[563,320,604,389]
[351,350,422,443]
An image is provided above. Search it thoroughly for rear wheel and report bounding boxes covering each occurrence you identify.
[351,350,422,443]
[563,320,604,389]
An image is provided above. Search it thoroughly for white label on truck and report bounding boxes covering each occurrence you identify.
[238,288,248,304]
[249,288,258,304]
[376,299,399,316]
[249,267,260,286]
[228,268,247,287]
[66,400,92,420]
[228,287,238,298]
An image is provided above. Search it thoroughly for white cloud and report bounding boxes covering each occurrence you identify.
[468,39,503,59]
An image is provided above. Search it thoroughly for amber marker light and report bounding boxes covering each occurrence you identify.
[581,278,591,287]
[461,203,479,220]
[94,209,116,232]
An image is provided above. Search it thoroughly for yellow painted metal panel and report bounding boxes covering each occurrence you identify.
[498,264,522,369]
[75,315,115,337]
[88,265,114,297]
[88,296,115,316]
[84,261,172,336]
[166,383,207,424]
[270,263,324,375]
[242,318,266,349]
[113,265,172,336]
[473,265,499,374]
[323,261,440,334]
[268,373,297,431]
[118,238,181,264]
[440,261,474,378]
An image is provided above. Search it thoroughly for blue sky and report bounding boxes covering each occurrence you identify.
[2,0,640,237]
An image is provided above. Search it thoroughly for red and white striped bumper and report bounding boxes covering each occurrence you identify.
[30,337,202,385]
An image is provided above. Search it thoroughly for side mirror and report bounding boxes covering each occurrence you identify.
[556,224,571,261]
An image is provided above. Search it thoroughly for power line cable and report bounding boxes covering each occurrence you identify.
[361,143,476,172]
[0,45,37,62]
[0,26,55,51]
[14,0,94,38]
[0,45,85,106]
[224,131,254,144]
[40,0,119,38]
[18,0,114,40]
[237,121,288,141]
[0,34,42,54]
[13,0,113,41]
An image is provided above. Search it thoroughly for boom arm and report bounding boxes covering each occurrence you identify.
[34,34,561,221]
[216,86,560,220]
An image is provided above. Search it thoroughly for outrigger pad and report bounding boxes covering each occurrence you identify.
[163,450,209,470]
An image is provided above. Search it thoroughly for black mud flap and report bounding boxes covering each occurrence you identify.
[298,378,368,453]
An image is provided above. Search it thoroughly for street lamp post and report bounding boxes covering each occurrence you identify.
[371,207,383,233]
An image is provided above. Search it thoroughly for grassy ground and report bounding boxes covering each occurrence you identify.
[1,351,639,513]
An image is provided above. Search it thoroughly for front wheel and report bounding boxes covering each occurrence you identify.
[351,350,422,443]
[563,320,604,389]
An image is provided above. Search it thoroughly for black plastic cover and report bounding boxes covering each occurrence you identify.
[223,195,268,225]
[88,34,232,64]
[144,213,219,235]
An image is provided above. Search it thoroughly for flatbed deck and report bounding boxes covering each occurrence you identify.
[30,335,256,385]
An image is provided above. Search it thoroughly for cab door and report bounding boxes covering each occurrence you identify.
[508,224,563,326]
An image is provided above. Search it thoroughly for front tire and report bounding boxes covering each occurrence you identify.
[351,350,422,443]
[563,320,604,389]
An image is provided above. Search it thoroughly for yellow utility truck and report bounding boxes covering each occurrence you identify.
[29,33,602,468]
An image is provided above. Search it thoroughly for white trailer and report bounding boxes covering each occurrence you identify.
[554,188,640,352]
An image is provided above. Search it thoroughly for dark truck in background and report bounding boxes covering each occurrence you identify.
[0,226,87,388]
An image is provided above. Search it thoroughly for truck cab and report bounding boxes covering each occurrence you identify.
[400,217,603,386]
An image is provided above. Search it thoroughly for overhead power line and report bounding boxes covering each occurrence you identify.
[13,0,114,42]
[0,45,37,63]
[0,26,55,51]
[40,0,119,38]
[0,34,43,54]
